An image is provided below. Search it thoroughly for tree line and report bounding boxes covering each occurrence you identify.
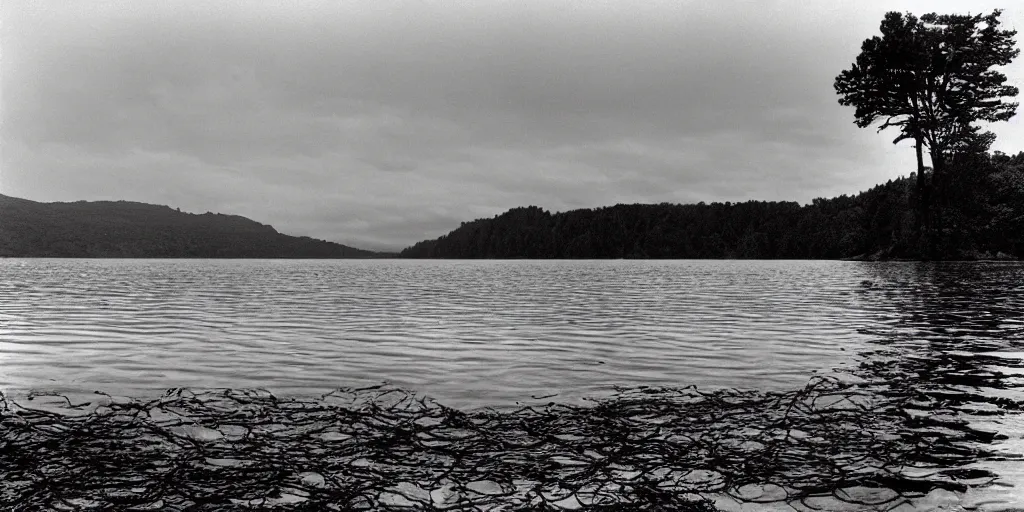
[400,150,1023,259]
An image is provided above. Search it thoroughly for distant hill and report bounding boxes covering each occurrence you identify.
[0,195,381,258]
[400,151,1024,260]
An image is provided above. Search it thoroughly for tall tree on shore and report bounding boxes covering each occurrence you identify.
[834,10,1018,254]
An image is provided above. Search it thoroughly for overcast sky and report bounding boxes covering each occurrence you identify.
[2,1,1021,250]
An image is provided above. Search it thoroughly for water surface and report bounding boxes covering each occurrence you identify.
[1,259,1022,509]
[1,259,893,404]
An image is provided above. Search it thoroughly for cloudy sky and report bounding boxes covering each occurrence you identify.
[2,1,1021,251]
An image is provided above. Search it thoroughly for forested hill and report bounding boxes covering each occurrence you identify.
[0,195,379,258]
[401,151,1024,260]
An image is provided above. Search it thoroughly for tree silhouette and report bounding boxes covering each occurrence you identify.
[834,10,1018,255]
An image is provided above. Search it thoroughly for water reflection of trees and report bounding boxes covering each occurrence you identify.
[852,262,1024,498]
[855,262,1024,399]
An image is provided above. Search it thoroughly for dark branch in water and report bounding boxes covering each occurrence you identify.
[1,376,1010,511]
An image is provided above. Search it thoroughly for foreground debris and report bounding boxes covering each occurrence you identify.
[0,376,1014,511]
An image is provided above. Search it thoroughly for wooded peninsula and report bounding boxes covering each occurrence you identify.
[399,151,1023,260]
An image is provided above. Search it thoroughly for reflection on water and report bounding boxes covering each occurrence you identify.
[848,262,1024,510]
[0,259,1022,509]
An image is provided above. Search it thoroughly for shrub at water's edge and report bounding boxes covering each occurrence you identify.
[0,195,386,258]
[400,150,1024,260]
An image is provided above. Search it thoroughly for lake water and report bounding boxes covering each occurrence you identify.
[0,259,908,404]
[1,259,1023,509]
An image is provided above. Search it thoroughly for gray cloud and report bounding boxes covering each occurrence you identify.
[2,0,1021,251]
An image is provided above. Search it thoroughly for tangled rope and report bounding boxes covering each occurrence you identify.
[0,376,1008,511]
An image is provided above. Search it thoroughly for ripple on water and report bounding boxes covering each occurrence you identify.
[0,259,1021,404]
[0,259,892,403]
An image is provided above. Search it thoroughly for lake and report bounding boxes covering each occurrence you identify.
[1,259,1023,510]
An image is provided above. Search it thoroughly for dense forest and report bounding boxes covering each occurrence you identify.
[0,195,381,258]
[400,150,1024,260]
